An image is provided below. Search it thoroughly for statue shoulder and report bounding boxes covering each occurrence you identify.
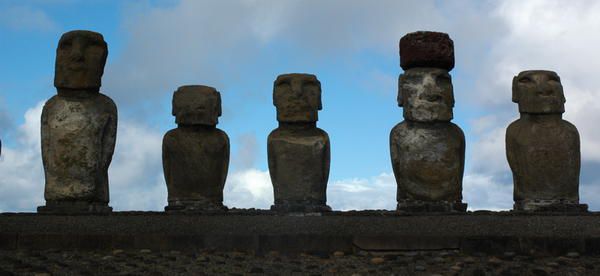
[506,119,523,134]
[214,128,230,142]
[315,127,329,140]
[448,122,465,138]
[97,93,117,112]
[42,95,62,109]
[561,119,580,135]
[390,121,408,134]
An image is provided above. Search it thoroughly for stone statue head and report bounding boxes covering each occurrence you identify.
[398,68,454,122]
[512,70,565,114]
[54,30,108,90]
[172,85,222,126]
[273,73,322,123]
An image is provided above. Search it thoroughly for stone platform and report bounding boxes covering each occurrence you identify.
[1,210,600,255]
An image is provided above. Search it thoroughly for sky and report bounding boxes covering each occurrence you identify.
[1,0,600,212]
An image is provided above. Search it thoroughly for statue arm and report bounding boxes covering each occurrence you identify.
[221,133,230,192]
[389,125,404,200]
[505,124,518,175]
[323,133,331,184]
[162,134,171,191]
[40,104,51,169]
[457,125,466,189]
[101,105,117,169]
[267,132,277,191]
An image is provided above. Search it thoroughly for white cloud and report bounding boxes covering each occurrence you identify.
[231,133,259,170]
[108,120,166,211]
[328,173,396,211]
[224,169,272,209]
[0,5,59,33]
[0,102,45,212]
[463,173,512,211]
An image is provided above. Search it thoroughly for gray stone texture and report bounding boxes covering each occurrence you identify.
[507,70,587,212]
[163,85,229,211]
[391,31,466,212]
[268,74,331,212]
[399,31,454,71]
[39,30,116,214]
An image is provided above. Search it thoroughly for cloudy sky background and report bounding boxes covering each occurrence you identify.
[1,0,600,212]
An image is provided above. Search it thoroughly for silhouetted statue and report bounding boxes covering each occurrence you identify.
[391,31,467,212]
[268,73,331,212]
[38,30,116,214]
[507,70,587,211]
[163,85,229,211]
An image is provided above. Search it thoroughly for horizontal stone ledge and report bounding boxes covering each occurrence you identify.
[2,211,600,255]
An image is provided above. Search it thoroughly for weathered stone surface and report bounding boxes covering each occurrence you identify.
[163,85,229,211]
[506,70,586,211]
[172,85,221,126]
[273,73,322,123]
[397,68,454,122]
[399,31,454,71]
[39,30,116,214]
[268,73,331,212]
[391,33,466,212]
[390,122,465,207]
[54,30,108,89]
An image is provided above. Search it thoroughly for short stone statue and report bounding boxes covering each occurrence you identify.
[506,70,587,211]
[390,31,467,212]
[38,30,117,213]
[162,85,230,211]
[268,73,331,212]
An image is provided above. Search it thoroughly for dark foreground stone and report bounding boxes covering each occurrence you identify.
[2,211,600,256]
[0,249,597,275]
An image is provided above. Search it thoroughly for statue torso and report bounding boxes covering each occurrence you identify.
[268,126,330,203]
[390,121,464,201]
[163,127,229,202]
[506,117,580,201]
[42,93,116,201]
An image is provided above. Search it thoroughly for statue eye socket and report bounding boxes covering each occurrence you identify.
[518,77,532,84]
[436,74,451,84]
[276,81,290,87]
[60,41,72,49]
[548,77,560,83]
[402,74,421,83]
[302,81,319,88]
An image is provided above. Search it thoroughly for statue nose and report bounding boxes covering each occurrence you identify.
[70,44,85,62]
[537,83,553,96]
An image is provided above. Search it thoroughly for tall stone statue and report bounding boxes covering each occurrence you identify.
[162,85,230,211]
[38,30,117,213]
[268,73,331,212]
[390,31,467,212]
[506,70,587,211]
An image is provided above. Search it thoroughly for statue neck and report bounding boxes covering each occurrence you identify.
[56,88,99,98]
[520,113,563,122]
[278,121,317,129]
[177,124,216,130]
[405,120,449,128]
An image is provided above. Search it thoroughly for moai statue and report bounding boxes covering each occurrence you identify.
[390,31,467,212]
[507,70,587,212]
[163,85,230,211]
[38,30,117,213]
[268,73,331,212]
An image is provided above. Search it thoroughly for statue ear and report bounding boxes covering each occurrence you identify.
[397,74,403,107]
[171,90,178,116]
[317,81,323,110]
[216,92,222,117]
[512,76,519,103]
